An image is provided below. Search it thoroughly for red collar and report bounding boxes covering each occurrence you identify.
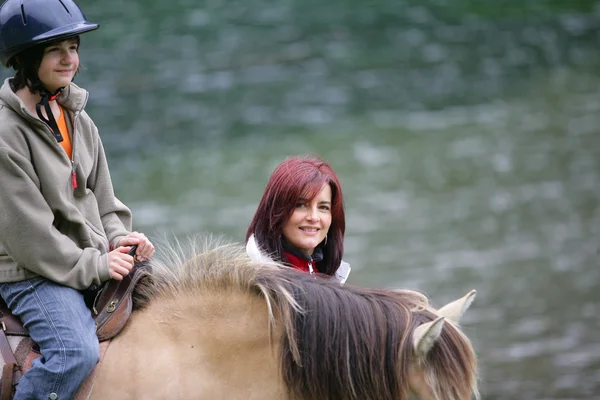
[283,252,319,274]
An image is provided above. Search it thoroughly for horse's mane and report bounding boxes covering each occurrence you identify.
[133,236,478,400]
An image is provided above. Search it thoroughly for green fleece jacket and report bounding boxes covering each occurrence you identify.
[0,78,132,290]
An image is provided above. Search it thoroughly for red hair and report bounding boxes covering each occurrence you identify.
[246,155,345,276]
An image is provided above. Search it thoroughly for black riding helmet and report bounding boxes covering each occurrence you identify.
[0,0,98,141]
[0,0,98,67]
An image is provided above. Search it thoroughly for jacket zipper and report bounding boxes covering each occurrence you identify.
[68,90,87,189]
[307,257,314,274]
[71,109,80,189]
[71,159,77,188]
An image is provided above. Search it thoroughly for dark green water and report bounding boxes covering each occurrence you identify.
[2,1,599,398]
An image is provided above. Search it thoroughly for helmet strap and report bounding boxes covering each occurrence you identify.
[35,87,65,142]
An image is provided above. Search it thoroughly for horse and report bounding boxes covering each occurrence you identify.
[80,237,479,400]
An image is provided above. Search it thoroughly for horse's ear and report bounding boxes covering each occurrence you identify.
[436,289,476,324]
[413,316,445,356]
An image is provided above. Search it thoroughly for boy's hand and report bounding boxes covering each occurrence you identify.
[108,246,134,280]
[117,231,155,262]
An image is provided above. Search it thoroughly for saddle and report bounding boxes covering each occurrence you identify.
[0,247,151,400]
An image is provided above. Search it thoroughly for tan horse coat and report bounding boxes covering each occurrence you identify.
[91,290,284,399]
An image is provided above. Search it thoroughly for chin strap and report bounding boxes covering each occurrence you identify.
[35,87,65,142]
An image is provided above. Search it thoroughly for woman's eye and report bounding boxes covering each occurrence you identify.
[295,203,306,209]
[319,205,331,211]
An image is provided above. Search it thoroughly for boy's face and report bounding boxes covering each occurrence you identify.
[38,38,79,93]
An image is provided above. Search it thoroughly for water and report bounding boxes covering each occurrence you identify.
[2,0,599,397]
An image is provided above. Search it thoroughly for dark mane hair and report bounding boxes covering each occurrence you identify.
[246,155,345,276]
[276,275,478,400]
[133,238,479,400]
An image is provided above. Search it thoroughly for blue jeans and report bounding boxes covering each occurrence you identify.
[0,277,99,400]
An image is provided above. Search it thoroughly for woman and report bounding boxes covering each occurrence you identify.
[246,155,350,283]
[0,0,154,398]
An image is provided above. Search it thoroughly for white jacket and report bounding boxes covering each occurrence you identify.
[246,234,351,284]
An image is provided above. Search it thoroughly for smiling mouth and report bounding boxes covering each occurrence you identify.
[300,227,318,232]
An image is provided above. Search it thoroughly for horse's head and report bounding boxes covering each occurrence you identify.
[408,290,479,400]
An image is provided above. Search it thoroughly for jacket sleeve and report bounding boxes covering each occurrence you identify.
[0,147,111,289]
[246,234,277,265]
[331,261,351,285]
[86,124,132,249]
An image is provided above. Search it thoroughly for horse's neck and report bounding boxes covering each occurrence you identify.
[90,290,285,399]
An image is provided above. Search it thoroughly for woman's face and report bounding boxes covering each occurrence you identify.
[282,183,332,256]
[38,39,79,93]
